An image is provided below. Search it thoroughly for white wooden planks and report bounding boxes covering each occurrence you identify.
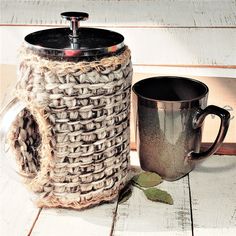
[1,149,236,235]
[133,66,236,78]
[1,26,236,66]
[1,0,236,27]
[118,28,236,66]
[1,1,235,69]
[113,152,192,236]
[189,155,236,236]
[30,203,117,236]
[0,166,40,236]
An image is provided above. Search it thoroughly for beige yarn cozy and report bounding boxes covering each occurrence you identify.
[9,46,132,210]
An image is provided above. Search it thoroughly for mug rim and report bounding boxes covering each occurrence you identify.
[132,76,209,103]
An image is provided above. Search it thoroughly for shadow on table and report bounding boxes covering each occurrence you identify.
[193,156,236,173]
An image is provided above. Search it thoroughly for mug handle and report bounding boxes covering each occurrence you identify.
[188,105,230,161]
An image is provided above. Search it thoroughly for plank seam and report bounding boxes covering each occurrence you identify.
[187,175,194,236]
[133,64,236,69]
[0,24,236,29]
[27,208,42,236]
[109,201,119,236]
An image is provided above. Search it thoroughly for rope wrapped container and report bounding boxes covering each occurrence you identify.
[9,46,132,210]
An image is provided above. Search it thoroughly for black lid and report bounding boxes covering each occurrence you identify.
[24,12,125,60]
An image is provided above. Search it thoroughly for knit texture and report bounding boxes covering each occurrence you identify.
[9,46,132,209]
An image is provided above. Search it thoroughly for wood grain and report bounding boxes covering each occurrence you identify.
[1,26,236,66]
[1,150,236,235]
[1,0,236,27]
[189,155,236,236]
[133,65,236,78]
[30,203,118,236]
[113,153,192,236]
[0,165,40,236]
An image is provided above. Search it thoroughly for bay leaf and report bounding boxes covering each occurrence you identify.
[118,184,132,204]
[143,188,173,205]
[132,171,162,188]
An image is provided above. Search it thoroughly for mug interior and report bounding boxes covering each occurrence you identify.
[133,76,208,102]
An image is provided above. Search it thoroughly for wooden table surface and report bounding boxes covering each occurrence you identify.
[0,151,235,236]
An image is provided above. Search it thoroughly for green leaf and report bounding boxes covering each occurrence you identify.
[143,188,174,205]
[132,171,163,188]
[118,184,132,204]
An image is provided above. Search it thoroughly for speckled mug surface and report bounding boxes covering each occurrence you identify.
[133,77,230,181]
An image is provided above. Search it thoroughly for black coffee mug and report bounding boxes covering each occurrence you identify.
[133,76,230,181]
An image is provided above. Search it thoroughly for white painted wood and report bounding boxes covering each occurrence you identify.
[189,155,236,236]
[1,26,236,66]
[1,146,236,236]
[1,0,236,27]
[122,28,236,66]
[0,26,48,65]
[0,159,40,236]
[30,204,116,236]
[133,66,236,78]
[113,152,192,236]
